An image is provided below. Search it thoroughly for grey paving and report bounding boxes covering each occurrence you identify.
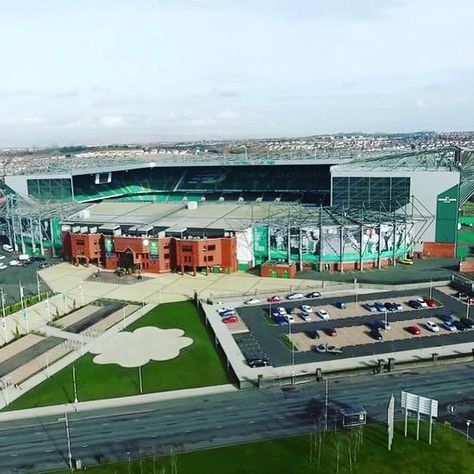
[63,302,125,334]
[0,337,63,377]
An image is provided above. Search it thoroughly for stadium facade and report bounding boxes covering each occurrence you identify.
[2,148,473,276]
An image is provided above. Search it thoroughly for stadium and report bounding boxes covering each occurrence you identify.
[1,147,473,276]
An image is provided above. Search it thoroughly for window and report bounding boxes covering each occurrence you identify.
[76,239,84,245]
[182,246,192,252]
[164,253,170,260]
[207,244,216,251]
[205,255,214,262]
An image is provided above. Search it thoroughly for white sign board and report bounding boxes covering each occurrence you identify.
[401,391,438,418]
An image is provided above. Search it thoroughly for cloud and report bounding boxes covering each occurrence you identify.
[90,327,193,368]
[99,115,126,128]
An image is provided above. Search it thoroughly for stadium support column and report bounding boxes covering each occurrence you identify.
[377,204,382,270]
[299,225,303,272]
[359,222,364,272]
[267,205,271,262]
[287,225,291,265]
[339,225,344,273]
[392,210,397,267]
[29,218,36,255]
[318,204,323,273]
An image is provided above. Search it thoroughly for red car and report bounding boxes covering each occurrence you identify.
[222,315,238,324]
[406,325,421,335]
[424,298,439,308]
[267,295,281,303]
[326,328,338,337]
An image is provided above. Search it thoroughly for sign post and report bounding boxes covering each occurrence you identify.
[401,391,438,444]
[388,394,395,451]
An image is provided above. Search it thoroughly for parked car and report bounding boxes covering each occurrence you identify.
[399,258,414,265]
[0,263,7,270]
[408,300,423,309]
[2,244,13,252]
[301,305,313,313]
[374,302,385,312]
[218,306,234,315]
[393,302,403,311]
[273,315,288,326]
[247,357,270,368]
[365,303,378,312]
[425,321,440,332]
[306,291,321,298]
[267,295,281,303]
[443,320,457,332]
[305,330,319,340]
[38,262,50,269]
[460,318,474,330]
[300,311,312,322]
[415,297,428,308]
[457,292,468,300]
[284,313,295,324]
[468,298,474,306]
[326,327,338,337]
[315,344,327,353]
[453,320,468,332]
[425,298,439,308]
[326,345,344,354]
[277,306,287,315]
[245,298,261,305]
[222,315,238,324]
[384,302,397,312]
[406,325,422,335]
[378,320,391,331]
[439,313,455,323]
[220,309,236,318]
[369,329,383,341]
[9,260,19,266]
[335,301,346,309]
[318,309,330,320]
[287,292,304,300]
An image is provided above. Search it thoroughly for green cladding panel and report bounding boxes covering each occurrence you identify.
[435,185,459,243]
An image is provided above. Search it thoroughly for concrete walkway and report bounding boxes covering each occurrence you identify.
[41,325,94,345]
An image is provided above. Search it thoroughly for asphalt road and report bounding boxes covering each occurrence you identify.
[1,362,474,472]
[237,288,473,366]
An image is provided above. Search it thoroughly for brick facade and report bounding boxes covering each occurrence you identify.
[63,232,238,275]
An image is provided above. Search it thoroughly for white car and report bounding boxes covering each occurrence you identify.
[0,263,6,270]
[218,306,235,315]
[301,305,313,313]
[425,321,440,332]
[300,311,312,322]
[245,298,261,305]
[416,297,428,308]
[0,255,5,260]
[277,306,287,315]
[284,313,295,323]
[9,260,19,266]
[318,309,329,320]
[443,321,457,332]
[287,292,304,300]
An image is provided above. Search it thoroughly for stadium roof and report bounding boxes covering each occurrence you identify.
[7,149,393,177]
[63,200,421,234]
[331,148,458,172]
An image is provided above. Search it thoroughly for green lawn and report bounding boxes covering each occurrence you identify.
[7,301,233,410]
[47,422,474,474]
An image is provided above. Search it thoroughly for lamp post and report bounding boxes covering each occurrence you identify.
[72,365,78,403]
[1,377,11,407]
[467,420,471,440]
[1,288,8,342]
[138,365,143,394]
[58,413,73,472]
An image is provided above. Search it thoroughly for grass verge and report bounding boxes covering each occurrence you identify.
[6,301,234,410]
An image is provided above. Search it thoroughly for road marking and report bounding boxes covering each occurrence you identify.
[10,453,18,457]
[81,444,89,448]
[248,421,255,424]
[34,431,42,436]
[44,449,54,453]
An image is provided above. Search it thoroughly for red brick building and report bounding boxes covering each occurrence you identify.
[63,232,238,275]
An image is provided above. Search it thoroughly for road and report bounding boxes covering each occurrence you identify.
[1,362,474,472]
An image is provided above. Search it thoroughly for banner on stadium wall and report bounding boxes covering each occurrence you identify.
[269,225,287,260]
[51,218,63,254]
[149,240,159,260]
[104,237,114,257]
[301,227,320,262]
[253,226,268,259]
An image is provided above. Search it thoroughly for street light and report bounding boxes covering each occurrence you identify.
[467,420,471,440]
[1,377,11,407]
[138,365,143,394]
[72,366,78,403]
[58,413,73,472]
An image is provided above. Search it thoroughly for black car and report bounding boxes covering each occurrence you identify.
[408,300,423,309]
[306,291,321,298]
[247,357,270,368]
[385,302,396,312]
[30,255,46,262]
[39,262,50,269]
[453,320,468,332]
[460,318,474,330]
[369,329,383,341]
[305,330,320,340]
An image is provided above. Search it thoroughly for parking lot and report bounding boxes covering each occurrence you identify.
[234,287,474,367]
[0,250,59,305]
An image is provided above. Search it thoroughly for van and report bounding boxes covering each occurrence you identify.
[2,244,13,253]
[18,254,31,261]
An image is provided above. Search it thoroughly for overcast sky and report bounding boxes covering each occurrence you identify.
[1,0,473,147]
